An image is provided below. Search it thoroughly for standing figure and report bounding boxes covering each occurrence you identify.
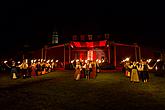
[138,59,143,82]
[41,61,46,75]
[96,61,100,73]
[85,61,92,80]
[11,61,17,79]
[124,62,131,77]
[35,62,41,76]
[141,60,153,82]
[74,61,82,80]
[31,63,36,76]
[51,62,55,72]
[91,61,97,79]
[20,60,28,79]
[16,61,21,78]
[81,62,86,79]
[129,61,139,83]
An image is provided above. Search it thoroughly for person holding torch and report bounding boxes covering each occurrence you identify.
[140,59,158,82]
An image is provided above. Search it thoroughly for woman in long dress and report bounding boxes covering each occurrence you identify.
[129,61,139,83]
[74,61,82,80]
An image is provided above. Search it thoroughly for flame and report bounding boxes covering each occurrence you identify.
[76,59,79,62]
[155,66,158,71]
[4,61,7,63]
[125,57,130,61]
[25,59,28,63]
[157,59,160,62]
[147,59,152,63]
[71,60,74,63]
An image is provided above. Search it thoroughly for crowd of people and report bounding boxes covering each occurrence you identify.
[73,59,100,80]
[0,58,101,80]
[0,59,58,79]
[122,59,159,83]
[0,57,163,82]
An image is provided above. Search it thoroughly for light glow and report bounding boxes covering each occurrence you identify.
[71,60,74,63]
[76,59,79,62]
[155,66,158,71]
[4,61,7,63]
[147,59,152,63]
[157,59,160,62]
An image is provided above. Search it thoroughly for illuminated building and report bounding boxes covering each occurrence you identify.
[29,33,158,69]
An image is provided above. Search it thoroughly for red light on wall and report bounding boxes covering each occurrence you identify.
[80,35,85,41]
[87,50,94,60]
[86,42,94,47]
[99,40,106,47]
[73,42,81,47]
[79,52,84,60]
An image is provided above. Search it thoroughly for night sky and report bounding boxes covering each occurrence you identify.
[0,1,164,57]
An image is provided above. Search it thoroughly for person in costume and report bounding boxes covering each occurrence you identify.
[20,60,28,79]
[124,61,131,77]
[85,60,92,80]
[141,60,154,82]
[81,61,86,78]
[74,61,82,80]
[129,61,139,83]
[96,60,100,73]
[51,62,55,72]
[91,61,97,79]
[42,61,47,75]
[31,62,36,76]
[10,61,17,79]
[35,61,41,76]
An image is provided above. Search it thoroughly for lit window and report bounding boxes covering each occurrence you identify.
[72,35,77,41]
[105,34,110,39]
[80,35,85,41]
[88,35,92,40]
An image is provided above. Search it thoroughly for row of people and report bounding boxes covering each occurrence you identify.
[4,60,56,79]
[74,60,98,80]
[123,59,155,83]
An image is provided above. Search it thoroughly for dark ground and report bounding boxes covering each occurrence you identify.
[0,70,165,110]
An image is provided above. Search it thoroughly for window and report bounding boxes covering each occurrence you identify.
[88,35,92,40]
[105,34,110,39]
[72,35,77,41]
[80,35,85,41]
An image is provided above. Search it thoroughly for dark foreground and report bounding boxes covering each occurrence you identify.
[0,71,165,110]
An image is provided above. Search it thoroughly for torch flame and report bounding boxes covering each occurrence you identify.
[4,61,7,63]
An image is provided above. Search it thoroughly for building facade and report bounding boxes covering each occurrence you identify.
[28,33,159,69]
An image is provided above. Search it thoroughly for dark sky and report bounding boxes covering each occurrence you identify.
[0,1,164,56]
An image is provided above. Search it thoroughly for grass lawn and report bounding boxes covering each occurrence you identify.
[0,70,165,110]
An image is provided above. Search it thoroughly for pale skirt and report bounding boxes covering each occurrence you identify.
[130,69,139,82]
[74,69,81,80]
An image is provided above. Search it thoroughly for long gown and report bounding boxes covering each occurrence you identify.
[31,64,36,76]
[130,65,139,82]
